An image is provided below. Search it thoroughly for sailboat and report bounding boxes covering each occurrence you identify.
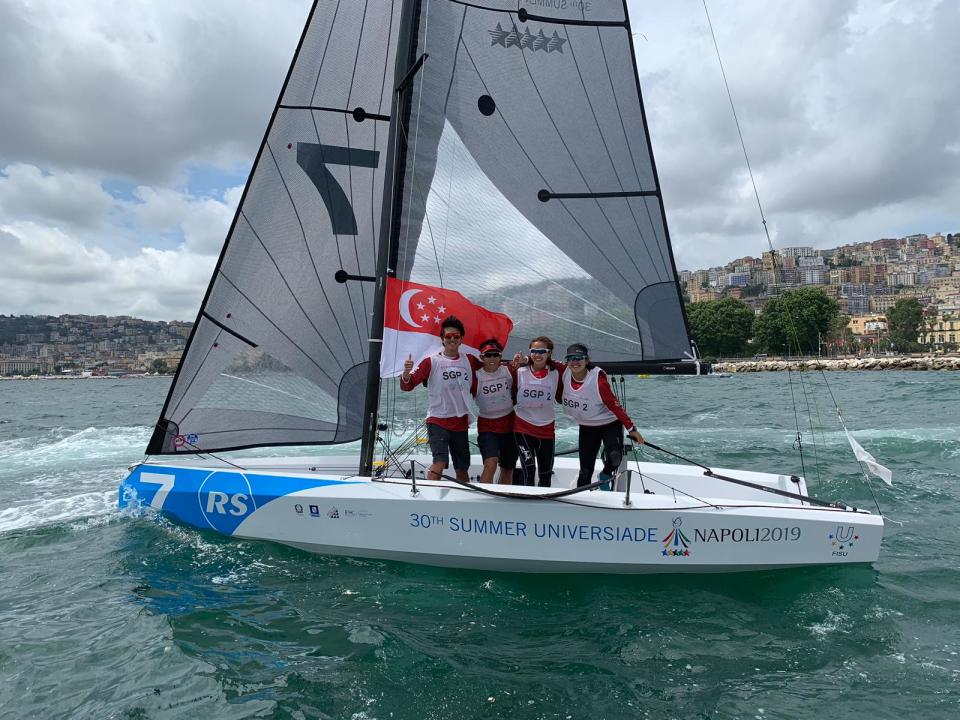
[119,0,885,573]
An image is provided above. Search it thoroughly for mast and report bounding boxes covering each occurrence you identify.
[359,0,424,476]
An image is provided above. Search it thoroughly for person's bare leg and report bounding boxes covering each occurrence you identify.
[498,467,514,485]
[455,468,470,482]
[427,461,447,480]
[480,458,498,484]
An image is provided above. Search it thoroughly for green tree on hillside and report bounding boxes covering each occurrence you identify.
[686,298,755,358]
[886,298,924,351]
[150,358,169,374]
[753,288,839,355]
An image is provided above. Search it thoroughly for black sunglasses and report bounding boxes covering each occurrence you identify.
[565,354,586,362]
[481,351,502,358]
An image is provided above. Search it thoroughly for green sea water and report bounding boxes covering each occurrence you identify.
[1,372,957,719]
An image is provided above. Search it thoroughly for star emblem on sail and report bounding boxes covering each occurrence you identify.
[489,23,566,53]
[380,278,514,378]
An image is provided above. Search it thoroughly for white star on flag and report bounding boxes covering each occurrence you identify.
[438,305,446,313]
[434,316,441,323]
[421,314,430,322]
[427,296,436,304]
[416,302,424,310]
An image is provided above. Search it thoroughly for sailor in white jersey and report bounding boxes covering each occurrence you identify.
[512,336,561,487]
[400,316,479,481]
[560,343,644,489]
[473,338,518,484]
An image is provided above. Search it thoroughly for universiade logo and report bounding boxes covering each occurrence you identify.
[828,525,858,555]
[661,517,691,557]
[489,23,567,53]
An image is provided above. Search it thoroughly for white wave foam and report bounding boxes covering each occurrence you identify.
[0,489,117,533]
[0,426,151,474]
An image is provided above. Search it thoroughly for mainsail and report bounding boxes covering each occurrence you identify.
[148,0,693,457]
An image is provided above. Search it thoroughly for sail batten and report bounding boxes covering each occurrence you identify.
[148,0,694,457]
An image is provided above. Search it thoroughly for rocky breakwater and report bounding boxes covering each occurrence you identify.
[715,356,960,373]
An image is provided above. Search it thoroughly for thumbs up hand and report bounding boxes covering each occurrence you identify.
[402,353,414,381]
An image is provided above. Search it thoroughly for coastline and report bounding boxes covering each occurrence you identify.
[0,374,170,381]
[714,355,960,372]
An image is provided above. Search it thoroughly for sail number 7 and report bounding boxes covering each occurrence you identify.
[140,472,176,510]
[296,143,380,235]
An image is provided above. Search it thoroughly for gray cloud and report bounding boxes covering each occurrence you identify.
[1,0,957,318]
[0,0,307,183]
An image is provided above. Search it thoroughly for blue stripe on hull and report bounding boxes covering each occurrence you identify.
[119,466,356,535]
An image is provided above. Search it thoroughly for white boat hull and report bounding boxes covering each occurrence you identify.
[119,456,883,574]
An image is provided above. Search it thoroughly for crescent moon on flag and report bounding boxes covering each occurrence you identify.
[398,289,421,327]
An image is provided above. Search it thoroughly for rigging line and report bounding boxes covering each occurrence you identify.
[309,0,344,108]
[794,367,823,490]
[265,142,363,363]
[218,372,325,407]
[173,422,339,437]
[630,448,721,509]
[512,28,651,287]
[803,369,827,489]
[458,41,638,293]
[594,23,670,274]
[398,0,431,272]
[702,0,774,254]
[240,210,349,373]
[215,271,342,387]
[364,0,397,374]
[564,26,664,281]
[501,295,644,346]
[786,369,809,482]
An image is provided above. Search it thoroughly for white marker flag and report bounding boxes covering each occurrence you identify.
[845,430,893,486]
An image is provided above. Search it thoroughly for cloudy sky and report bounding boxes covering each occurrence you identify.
[1,0,956,320]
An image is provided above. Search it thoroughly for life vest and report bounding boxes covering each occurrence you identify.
[475,365,513,419]
[514,365,559,427]
[426,352,473,419]
[561,366,619,426]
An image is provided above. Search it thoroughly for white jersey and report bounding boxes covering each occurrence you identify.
[426,353,474,419]
[514,365,559,427]
[475,365,513,419]
[561,367,619,426]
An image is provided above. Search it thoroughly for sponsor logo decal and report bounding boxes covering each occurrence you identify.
[662,517,691,557]
[327,507,340,519]
[294,503,304,515]
[489,23,567,53]
[309,504,320,517]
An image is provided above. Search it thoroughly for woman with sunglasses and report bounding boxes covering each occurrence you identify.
[559,342,644,489]
[512,336,561,487]
[400,316,475,481]
[473,338,518,484]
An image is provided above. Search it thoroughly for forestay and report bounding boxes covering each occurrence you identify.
[148,2,404,454]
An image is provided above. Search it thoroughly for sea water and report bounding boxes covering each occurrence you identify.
[0,372,958,718]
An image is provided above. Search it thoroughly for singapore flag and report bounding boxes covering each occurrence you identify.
[380,278,513,377]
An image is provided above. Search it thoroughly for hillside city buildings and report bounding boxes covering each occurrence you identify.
[2,232,958,375]
[0,315,190,376]
[681,232,960,351]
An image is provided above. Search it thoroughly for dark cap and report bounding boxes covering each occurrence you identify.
[565,343,589,357]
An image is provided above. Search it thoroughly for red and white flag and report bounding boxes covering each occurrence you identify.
[380,278,513,377]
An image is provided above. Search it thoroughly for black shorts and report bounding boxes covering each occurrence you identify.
[476,431,519,468]
[427,423,471,470]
